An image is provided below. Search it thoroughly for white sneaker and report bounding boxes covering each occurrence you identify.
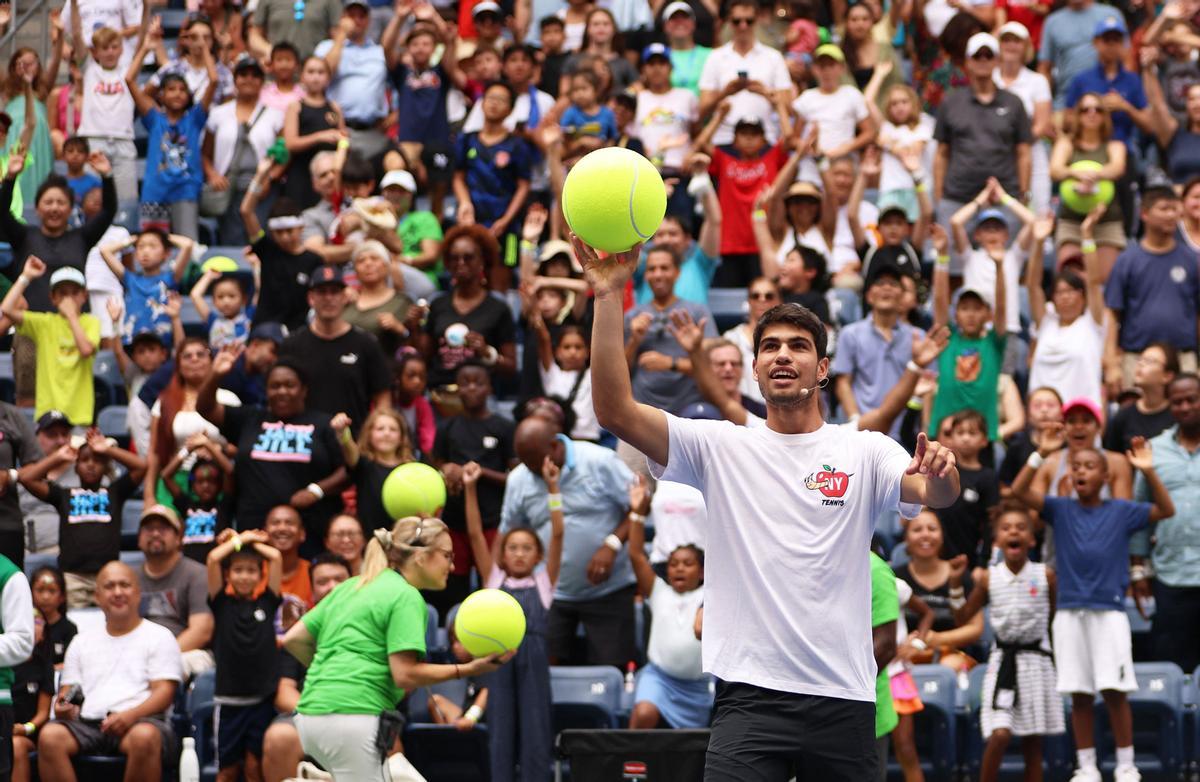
[1114,766,1142,782]
[1068,768,1102,782]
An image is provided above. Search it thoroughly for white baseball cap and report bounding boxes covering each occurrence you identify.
[472,1,502,17]
[966,32,1000,58]
[49,267,86,290]
[662,1,694,18]
[380,169,417,193]
[996,21,1029,40]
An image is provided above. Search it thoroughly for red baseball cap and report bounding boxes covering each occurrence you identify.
[1062,396,1103,423]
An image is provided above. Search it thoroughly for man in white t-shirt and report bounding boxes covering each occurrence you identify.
[37,561,183,782]
[697,0,792,146]
[575,231,959,779]
[792,45,874,184]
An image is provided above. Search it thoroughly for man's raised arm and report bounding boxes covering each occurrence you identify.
[569,233,670,467]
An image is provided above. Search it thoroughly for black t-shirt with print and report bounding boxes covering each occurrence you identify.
[44,616,77,666]
[424,294,517,387]
[220,406,344,539]
[933,465,1000,569]
[210,589,283,699]
[176,494,235,564]
[47,472,137,573]
[250,233,323,332]
[279,326,391,436]
[432,414,515,531]
[12,641,54,723]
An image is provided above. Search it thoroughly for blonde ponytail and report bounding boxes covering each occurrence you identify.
[358,516,449,588]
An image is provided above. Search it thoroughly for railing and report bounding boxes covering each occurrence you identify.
[0,0,56,68]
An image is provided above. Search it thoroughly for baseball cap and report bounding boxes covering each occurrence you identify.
[642,42,671,63]
[813,44,845,63]
[733,115,765,133]
[1062,396,1103,423]
[877,191,917,223]
[996,21,1030,40]
[662,1,694,18]
[785,180,822,201]
[677,401,724,420]
[865,261,905,289]
[472,1,502,17]
[248,322,287,344]
[233,56,265,77]
[343,0,369,7]
[36,410,71,433]
[966,32,1000,58]
[308,265,346,289]
[975,207,1008,228]
[953,287,991,307]
[537,239,583,274]
[380,169,417,193]
[140,504,182,533]
[1093,14,1127,37]
[49,267,86,290]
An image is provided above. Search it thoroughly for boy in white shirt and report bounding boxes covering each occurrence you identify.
[71,10,138,206]
[792,44,875,183]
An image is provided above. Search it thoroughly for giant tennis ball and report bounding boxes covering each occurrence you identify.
[381,463,447,520]
[561,147,667,253]
[455,588,527,657]
[1060,160,1115,215]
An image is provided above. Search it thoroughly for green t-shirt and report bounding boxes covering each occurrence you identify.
[16,311,100,426]
[928,327,1007,441]
[870,552,899,738]
[398,211,444,287]
[296,569,427,715]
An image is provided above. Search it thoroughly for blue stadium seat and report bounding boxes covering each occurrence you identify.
[888,541,910,569]
[0,352,13,380]
[707,288,747,332]
[426,602,441,659]
[1188,666,1199,780]
[92,350,128,408]
[17,407,34,428]
[118,550,146,570]
[889,665,958,782]
[1094,661,1187,777]
[121,499,145,549]
[550,666,623,732]
[403,678,491,781]
[188,669,219,782]
[97,405,130,447]
[158,8,188,37]
[23,551,58,579]
[963,661,1071,779]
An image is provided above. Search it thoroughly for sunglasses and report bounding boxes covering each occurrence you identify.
[293,0,305,21]
[730,17,755,26]
[970,49,995,60]
[1079,105,1104,114]
[749,291,778,301]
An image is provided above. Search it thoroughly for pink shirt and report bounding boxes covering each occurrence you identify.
[260,83,305,114]
[486,565,553,610]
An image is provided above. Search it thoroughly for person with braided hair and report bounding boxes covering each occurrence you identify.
[281,516,513,782]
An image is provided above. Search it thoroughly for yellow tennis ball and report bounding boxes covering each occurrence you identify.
[201,256,240,274]
[455,588,527,657]
[562,147,667,253]
[381,463,447,520]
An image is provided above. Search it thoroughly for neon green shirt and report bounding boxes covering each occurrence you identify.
[870,552,899,738]
[16,310,99,426]
[297,569,427,715]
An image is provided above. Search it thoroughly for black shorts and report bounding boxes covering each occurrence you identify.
[216,700,276,768]
[0,705,12,777]
[59,714,175,766]
[704,681,877,781]
[421,144,454,184]
[547,585,636,667]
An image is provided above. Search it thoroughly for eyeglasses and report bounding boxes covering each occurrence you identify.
[730,17,755,26]
[1079,105,1104,114]
[749,291,778,301]
[1136,355,1165,367]
[970,50,995,60]
[293,0,305,21]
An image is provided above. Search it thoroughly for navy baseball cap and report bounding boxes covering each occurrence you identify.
[1093,14,1127,37]
[36,410,71,433]
[976,208,1008,228]
[642,43,671,63]
[248,322,287,344]
[308,266,346,289]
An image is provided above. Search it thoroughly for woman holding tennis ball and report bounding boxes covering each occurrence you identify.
[463,458,563,782]
[281,516,513,782]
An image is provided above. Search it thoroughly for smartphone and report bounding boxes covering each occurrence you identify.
[737,70,748,81]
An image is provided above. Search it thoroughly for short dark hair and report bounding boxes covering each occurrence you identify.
[483,79,516,105]
[35,174,73,207]
[951,408,987,434]
[726,0,760,16]
[1144,341,1181,375]
[137,227,170,250]
[310,552,351,583]
[226,547,264,569]
[268,358,309,388]
[62,136,89,154]
[269,196,302,219]
[539,15,564,30]
[455,359,493,384]
[753,303,828,359]
[502,43,538,62]
[660,212,693,234]
[646,243,681,268]
[1168,372,1200,394]
[1142,185,1181,212]
[340,152,375,186]
[270,41,300,60]
[571,69,601,91]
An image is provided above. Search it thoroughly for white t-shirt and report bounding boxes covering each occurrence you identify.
[539,363,600,442]
[923,0,991,37]
[61,619,182,721]
[63,0,142,52]
[697,41,792,145]
[649,415,920,701]
[879,116,935,194]
[205,101,285,177]
[1028,304,1105,407]
[634,88,699,171]
[962,244,1024,335]
[794,86,869,184]
[834,202,878,273]
[78,59,135,140]
[993,67,1051,123]
[886,578,912,676]
[775,223,833,273]
[85,224,129,296]
[647,579,705,679]
[721,324,764,405]
[649,480,707,565]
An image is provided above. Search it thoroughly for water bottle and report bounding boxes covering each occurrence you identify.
[179,737,200,782]
[624,661,636,694]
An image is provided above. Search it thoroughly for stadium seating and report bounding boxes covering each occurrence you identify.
[188,669,219,782]
[403,678,492,782]
[962,660,1072,780]
[1092,662,1187,778]
[889,664,958,782]
[97,404,130,448]
[706,288,747,333]
[550,666,625,732]
[121,499,145,549]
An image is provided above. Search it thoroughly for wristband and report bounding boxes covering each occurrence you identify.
[910,170,926,185]
[1080,239,1097,254]
[336,138,350,151]
[520,240,537,252]
[1026,452,1045,470]
[604,533,622,552]
[906,360,922,373]
[1130,565,1147,582]
[914,181,928,194]
[481,345,499,366]
[1001,194,1015,207]
[231,533,242,552]
[22,722,35,736]
[909,638,927,652]
[248,180,262,196]
[547,493,564,511]
[454,663,461,680]
[7,468,16,485]
[751,208,767,222]
[817,155,831,173]
[628,512,645,524]
[465,705,484,723]
[177,447,190,461]
[306,482,325,500]
[17,274,30,285]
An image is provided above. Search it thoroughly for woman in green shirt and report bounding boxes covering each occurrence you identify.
[283,516,511,781]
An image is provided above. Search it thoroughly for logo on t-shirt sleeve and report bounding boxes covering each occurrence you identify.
[804,464,853,506]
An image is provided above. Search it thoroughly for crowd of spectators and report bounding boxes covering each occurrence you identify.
[0,0,1195,777]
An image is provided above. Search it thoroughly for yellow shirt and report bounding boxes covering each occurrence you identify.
[16,310,100,426]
